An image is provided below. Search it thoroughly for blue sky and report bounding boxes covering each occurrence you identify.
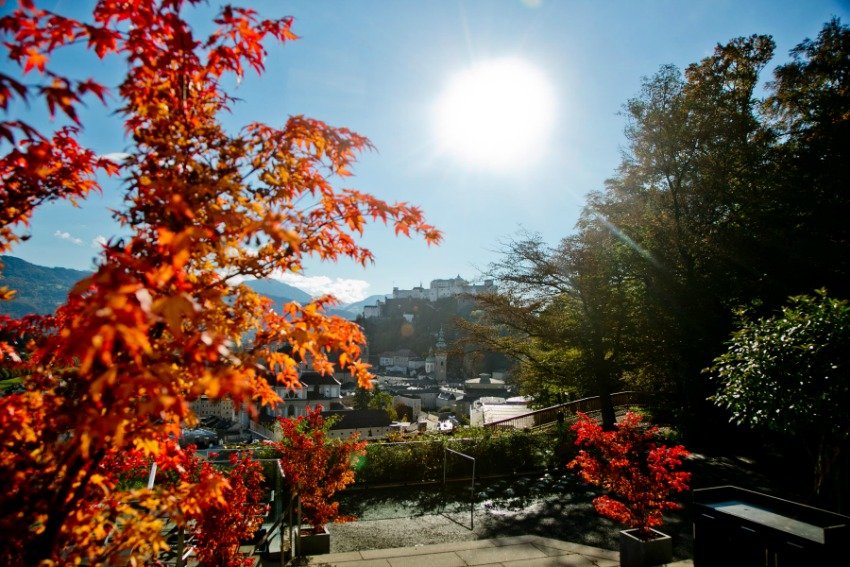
[5,0,849,303]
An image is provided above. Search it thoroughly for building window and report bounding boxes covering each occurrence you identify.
[287,405,296,418]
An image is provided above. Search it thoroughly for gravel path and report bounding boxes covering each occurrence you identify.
[327,450,781,562]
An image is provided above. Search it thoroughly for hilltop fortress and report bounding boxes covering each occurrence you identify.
[362,276,495,319]
[391,275,495,302]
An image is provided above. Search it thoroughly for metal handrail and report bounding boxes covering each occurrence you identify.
[483,391,643,430]
[443,447,476,530]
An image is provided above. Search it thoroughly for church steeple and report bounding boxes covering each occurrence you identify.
[435,326,447,350]
[435,326,447,385]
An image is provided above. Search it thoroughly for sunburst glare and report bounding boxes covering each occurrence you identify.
[435,57,556,171]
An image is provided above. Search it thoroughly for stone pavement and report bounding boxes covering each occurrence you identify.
[297,535,694,566]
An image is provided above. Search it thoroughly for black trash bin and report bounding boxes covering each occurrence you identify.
[693,486,850,566]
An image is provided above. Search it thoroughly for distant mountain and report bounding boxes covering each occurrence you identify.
[0,257,361,320]
[242,278,313,304]
[240,279,355,318]
[242,281,387,320]
[0,256,91,318]
[342,294,388,316]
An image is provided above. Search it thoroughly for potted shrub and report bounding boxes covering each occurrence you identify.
[568,411,691,567]
[268,406,366,556]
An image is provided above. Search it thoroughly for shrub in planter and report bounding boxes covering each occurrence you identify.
[269,406,366,532]
[568,411,690,567]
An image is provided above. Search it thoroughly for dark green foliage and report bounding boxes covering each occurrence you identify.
[711,291,850,508]
[711,291,850,434]
[352,386,372,410]
[350,385,397,420]
[356,438,446,485]
[368,389,397,421]
[589,33,780,432]
[457,231,636,426]
[354,430,560,485]
[763,18,850,300]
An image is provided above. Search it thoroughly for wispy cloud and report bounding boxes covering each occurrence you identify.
[54,230,83,246]
[273,272,370,304]
[100,152,129,163]
[92,235,108,249]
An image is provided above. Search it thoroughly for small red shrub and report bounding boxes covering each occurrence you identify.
[269,406,366,529]
[568,411,691,537]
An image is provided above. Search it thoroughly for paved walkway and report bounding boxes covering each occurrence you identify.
[297,535,694,566]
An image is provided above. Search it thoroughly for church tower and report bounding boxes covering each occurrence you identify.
[435,326,448,385]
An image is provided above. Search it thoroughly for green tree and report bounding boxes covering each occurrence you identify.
[588,34,777,431]
[368,389,397,421]
[711,291,850,509]
[352,386,372,410]
[763,18,850,298]
[352,385,397,420]
[459,229,637,428]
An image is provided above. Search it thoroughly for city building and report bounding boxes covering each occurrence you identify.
[322,409,392,440]
[276,370,346,418]
[469,396,531,427]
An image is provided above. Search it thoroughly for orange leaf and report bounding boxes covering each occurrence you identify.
[23,48,47,74]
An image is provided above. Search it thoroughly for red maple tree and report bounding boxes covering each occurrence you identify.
[96,442,268,566]
[191,451,269,567]
[0,1,439,564]
[568,411,691,537]
[270,406,367,530]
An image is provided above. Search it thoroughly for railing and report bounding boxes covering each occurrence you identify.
[249,420,278,440]
[483,391,643,431]
[443,446,476,530]
[276,460,300,565]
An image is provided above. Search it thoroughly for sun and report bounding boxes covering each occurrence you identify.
[435,58,556,171]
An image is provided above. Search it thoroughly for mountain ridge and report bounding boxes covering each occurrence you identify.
[0,256,92,318]
[0,256,368,320]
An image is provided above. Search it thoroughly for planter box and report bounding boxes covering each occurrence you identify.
[693,486,850,566]
[296,525,330,556]
[619,528,672,567]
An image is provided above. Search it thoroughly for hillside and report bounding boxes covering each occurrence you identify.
[0,256,91,318]
[359,296,470,355]
[0,257,359,319]
[359,296,511,377]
